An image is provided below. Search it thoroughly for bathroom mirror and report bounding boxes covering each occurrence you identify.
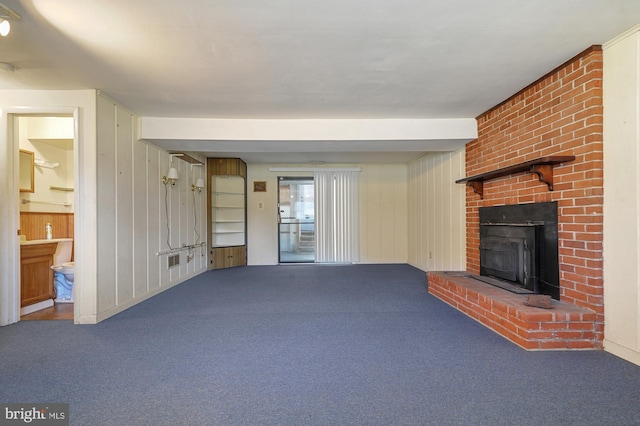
[19,149,35,193]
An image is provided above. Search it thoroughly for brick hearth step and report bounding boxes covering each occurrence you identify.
[427,271,598,350]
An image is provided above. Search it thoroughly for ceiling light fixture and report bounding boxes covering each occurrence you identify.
[0,2,21,37]
[0,20,9,37]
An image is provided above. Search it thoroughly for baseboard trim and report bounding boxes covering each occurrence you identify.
[76,269,207,324]
[604,339,640,366]
[20,299,54,316]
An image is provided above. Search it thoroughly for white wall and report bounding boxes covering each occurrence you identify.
[18,116,75,213]
[246,164,280,265]
[246,163,408,265]
[95,93,207,321]
[407,149,466,271]
[603,25,640,366]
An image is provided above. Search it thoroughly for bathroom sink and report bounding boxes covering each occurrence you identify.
[20,237,73,245]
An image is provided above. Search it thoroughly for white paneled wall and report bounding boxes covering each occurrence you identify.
[96,94,117,312]
[359,164,409,263]
[407,149,466,271]
[95,94,207,321]
[603,26,640,366]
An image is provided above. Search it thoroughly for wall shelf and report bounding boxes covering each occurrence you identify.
[168,152,203,165]
[455,156,575,199]
[49,186,74,192]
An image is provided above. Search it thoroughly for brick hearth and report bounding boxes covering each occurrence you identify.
[428,272,597,350]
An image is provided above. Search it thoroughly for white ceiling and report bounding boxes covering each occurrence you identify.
[2,0,640,163]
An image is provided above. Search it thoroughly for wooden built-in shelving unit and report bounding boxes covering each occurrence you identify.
[207,158,247,269]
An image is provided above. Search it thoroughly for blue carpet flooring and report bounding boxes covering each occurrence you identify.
[1,264,640,425]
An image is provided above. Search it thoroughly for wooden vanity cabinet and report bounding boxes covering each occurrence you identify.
[20,243,56,307]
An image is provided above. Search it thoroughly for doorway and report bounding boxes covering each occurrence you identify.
[278,177,315,263]
[15,114,75,320]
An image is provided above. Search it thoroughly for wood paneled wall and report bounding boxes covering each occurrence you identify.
[407,150,466,271]
[20,212,74,240]
[359,164,409,263]
[95,94,207,319]
[603,28,640,365]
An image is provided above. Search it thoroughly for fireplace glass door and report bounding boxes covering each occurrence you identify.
[480,236,525,283]
[479,202,560,299]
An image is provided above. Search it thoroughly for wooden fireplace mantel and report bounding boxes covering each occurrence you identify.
[455,156,575,199]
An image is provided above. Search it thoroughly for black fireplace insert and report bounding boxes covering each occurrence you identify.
[479,202,560,300]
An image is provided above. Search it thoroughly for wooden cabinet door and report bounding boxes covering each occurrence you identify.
[20,243,56,307]
[211,246,247,269]
[229,246,246,267]
[211,247,227,269]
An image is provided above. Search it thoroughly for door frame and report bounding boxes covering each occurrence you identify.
[277,176,315,263]
[1,108,80,325]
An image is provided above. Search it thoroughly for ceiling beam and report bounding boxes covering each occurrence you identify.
[139,117,477,143]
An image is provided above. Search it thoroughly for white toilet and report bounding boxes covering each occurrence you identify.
[51,239,74,303]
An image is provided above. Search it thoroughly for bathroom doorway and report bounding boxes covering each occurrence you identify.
[278,177,315,263]
[15,114,76,321]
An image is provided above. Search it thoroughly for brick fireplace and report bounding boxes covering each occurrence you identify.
[428,46,604,350]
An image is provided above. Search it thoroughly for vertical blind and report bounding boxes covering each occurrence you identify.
[314,170,360,263]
